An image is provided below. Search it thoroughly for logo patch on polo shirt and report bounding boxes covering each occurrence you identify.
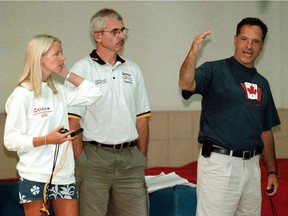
[122,72,133,84]
[95,79,107,85]
[240,82,262,102]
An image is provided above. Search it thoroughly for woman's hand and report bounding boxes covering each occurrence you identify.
[45,125,76,145]
[54,65,70,79]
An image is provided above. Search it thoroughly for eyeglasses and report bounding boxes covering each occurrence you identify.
[97,27,129,37]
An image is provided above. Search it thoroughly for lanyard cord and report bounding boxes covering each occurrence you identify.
[40,141,71,215]
[269,196,278,216]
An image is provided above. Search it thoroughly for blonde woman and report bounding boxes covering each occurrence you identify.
[4,34,102,216]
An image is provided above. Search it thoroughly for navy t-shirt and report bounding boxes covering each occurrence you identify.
[182,57,280,152]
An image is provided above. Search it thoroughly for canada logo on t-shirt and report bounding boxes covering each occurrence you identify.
[240,82,262,102]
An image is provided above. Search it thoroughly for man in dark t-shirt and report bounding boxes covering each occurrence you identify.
[179,17,280,216]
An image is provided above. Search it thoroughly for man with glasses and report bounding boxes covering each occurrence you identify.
[65,8,151,216]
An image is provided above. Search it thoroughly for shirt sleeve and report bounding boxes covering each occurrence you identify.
[4,88,34,153]
[262,84,281,130]
[61,79,102,106]
[181,62,213,100]
[133,62,151,118]
[64,60,92,118]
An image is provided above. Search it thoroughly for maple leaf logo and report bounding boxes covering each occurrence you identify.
[247,85,257,95]
[240,82,262,103]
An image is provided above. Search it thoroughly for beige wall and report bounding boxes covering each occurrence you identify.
[1,110,288,179]
[1,1,288,112]
[2,1,288,178]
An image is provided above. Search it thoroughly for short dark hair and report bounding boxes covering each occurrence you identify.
[236,17,268,41]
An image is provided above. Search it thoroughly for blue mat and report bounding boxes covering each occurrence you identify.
[149,185,197,216]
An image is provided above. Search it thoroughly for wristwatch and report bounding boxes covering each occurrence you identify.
[268,171,280,178]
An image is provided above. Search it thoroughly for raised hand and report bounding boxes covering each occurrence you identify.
[190,31,211,56]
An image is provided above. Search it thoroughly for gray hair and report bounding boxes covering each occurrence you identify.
[90,8,123,33]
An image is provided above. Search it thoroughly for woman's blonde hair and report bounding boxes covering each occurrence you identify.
[18,34,61,97]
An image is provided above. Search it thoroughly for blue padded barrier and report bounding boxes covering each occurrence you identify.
[149,185,197,216]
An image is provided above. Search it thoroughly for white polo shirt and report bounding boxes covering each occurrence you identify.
[67,50,151,144]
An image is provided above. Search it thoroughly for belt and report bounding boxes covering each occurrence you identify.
[87,140,138,150]
[203,140,262,160]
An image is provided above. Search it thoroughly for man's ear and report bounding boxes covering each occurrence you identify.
[233,35,237,46]
[94,32,102,42]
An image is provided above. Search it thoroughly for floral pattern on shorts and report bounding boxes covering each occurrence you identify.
[19,177,78,204]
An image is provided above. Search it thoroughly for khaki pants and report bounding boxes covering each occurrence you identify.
[197,150,261,216]
[76,142,149,216]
